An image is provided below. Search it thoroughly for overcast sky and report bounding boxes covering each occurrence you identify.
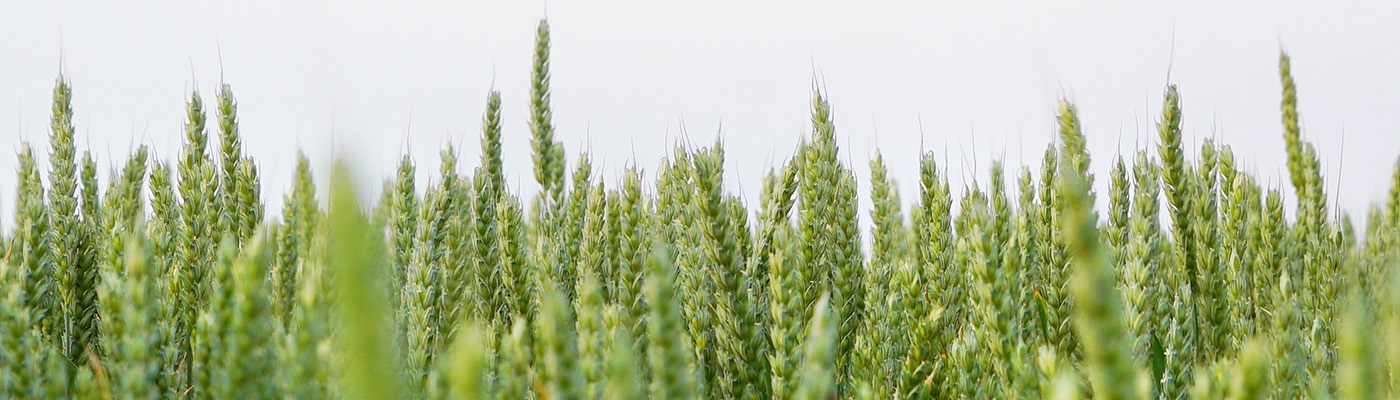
[2,1,1398,231]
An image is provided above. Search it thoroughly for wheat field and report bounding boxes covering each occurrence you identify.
[2,19,1398,400]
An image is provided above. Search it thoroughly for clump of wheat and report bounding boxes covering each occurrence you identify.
[4,24,1400,400]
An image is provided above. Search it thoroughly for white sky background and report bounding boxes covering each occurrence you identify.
[2,1,1398,233]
